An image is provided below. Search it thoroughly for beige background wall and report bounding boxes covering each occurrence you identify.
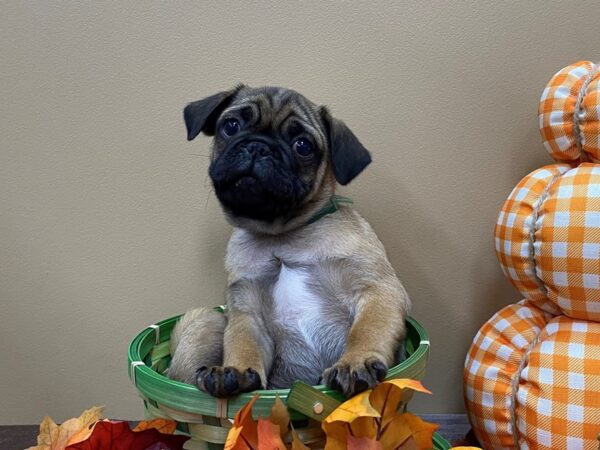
[1,1,599,424]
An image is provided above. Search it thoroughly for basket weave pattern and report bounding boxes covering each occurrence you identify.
[128,315,431,449]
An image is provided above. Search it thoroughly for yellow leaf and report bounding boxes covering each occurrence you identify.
[290,429,310,450]
[322,422,352,450]
[225,395,259,450]
[224,426,247,450]
[348,416,379,440]
[268,394,290,439]
[400,413,438,449]
[133,418,177,434]
[321,379,437,450]
[369,378,431,426]
[322,390,380,450]
[381,379,432,395]
[30,416,59,449]
[450,447,483,450]
[324,390,381,425]
[368,382,404,426]
[396,435,419,450]
[257,418,286,450]
[378,415,413,449]
[369,379,432,427]
[27,406,105,450]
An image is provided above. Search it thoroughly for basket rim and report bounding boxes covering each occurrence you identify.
[128,314,429,418]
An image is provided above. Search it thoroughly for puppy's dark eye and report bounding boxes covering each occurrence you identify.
[293,138,313,157]
[222,118,240,137]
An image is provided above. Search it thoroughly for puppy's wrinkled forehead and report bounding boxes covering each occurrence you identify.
[223,87,326,144]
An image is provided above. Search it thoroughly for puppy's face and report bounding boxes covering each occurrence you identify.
[184,85,371,232]
[207,87,326,222]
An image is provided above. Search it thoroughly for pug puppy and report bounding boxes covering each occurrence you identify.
[168,85,410,398]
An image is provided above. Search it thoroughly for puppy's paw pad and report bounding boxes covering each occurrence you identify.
[365,357,388,382]
[323,357,388,397]
[223,367,240,393]
[196,366,263,398]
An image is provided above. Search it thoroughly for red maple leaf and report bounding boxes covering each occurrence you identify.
[65,421,189,450]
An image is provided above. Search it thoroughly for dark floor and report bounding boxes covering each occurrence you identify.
[1,414,471,450]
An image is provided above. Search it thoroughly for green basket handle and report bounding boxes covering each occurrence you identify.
[286,381,342,422]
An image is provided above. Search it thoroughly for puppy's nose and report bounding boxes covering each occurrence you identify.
[246,141,272,157]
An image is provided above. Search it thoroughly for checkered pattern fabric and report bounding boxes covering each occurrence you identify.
[495,164,569,314]
[467,61,600,450]
[464,301,552,449]
[495,163,600,321]
[539,61,600,163]
[464,301,600,450]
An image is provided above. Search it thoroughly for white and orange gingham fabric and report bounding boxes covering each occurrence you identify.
[467,60,600,450]
[464,301,600,450]
[495,163,600,321]
[539,61,600,163]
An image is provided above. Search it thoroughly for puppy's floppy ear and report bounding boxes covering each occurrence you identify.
[184,85,243,140]
[320,107,372,185]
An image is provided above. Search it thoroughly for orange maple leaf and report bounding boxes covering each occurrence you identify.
[225,395,260,450]
[322,379,437,450]
[132,418,177,434]
[257,418,287,449]
[224,394,314,450]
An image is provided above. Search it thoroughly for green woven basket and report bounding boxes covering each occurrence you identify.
[128,315,449,449]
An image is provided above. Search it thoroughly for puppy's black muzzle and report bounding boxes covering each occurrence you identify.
[240,140,276,159]
[209,138,299,221]
[209,138,281,187]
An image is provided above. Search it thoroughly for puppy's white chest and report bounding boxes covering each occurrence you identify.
[272,264,323,344]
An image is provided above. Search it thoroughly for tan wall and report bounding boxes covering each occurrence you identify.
[1,1,599,424]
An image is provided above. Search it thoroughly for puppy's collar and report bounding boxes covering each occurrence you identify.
[306,195,353,225]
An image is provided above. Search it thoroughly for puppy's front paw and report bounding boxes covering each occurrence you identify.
[323,356,388,397]
[195,366,263,398]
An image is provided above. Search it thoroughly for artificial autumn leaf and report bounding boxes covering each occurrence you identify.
[133,418,177,434]
[322,394,378,449]
[370,379,431,426]
[322,388,381,448]
[322,379,436,450]
[378,415,413,449]
[268,395,290,438]
[396,435,419,450]
[225,427,246,450]
[378,413,438,449]
[64,420,189,450]
[224,394,317,450]
[347,435,383,450]
[27,406,105,450]
[224,395,260,450]
[290,429,310,450]
[401,413,438,449]
[65,419,111,446]
[257,418,287,450]
[30,416,60,450]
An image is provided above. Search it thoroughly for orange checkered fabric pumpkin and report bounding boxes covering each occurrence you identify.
[464,301,600,449]
[495,163,600,321]
[465,61,600,450]
[539,61,600,164]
